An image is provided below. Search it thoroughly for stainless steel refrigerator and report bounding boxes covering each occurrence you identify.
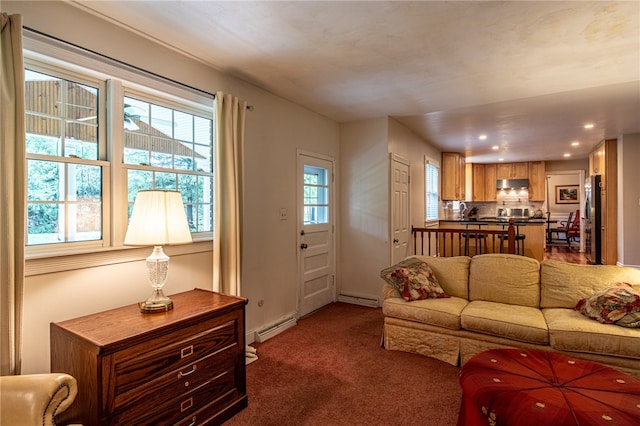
[585,175,602,264]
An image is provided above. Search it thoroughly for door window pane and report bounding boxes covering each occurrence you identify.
[304,165,329,224]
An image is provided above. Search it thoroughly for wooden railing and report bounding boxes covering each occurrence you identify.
[412,219,517,257]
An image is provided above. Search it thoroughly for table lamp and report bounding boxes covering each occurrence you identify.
[124,190,192,313]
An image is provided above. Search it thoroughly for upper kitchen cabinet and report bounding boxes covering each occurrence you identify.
[442,152,466,200]
[471,163,497,201]
[528,161,546,201]
[496,162,529,179]
[589,142,606,179]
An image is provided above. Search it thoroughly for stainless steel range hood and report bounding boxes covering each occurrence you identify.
[496,179,529,190]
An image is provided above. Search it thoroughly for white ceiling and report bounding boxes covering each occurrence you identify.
[70,1,640,163]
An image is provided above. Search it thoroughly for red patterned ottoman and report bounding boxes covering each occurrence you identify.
[458,348,640,426]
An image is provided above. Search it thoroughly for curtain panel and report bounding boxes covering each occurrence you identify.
[0,12,26,375]
[213,92,246,296]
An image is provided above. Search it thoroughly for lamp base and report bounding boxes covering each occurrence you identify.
[139,289,174,313]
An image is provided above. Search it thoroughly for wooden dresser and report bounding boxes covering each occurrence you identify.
[50,289,247,426]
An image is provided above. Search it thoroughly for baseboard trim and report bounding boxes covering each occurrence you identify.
[337,294,380,308]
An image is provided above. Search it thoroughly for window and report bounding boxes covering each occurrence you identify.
[122,96,213,233]
[25,69,107,247]
[425,158,439,222]
[23,32,214,260]
[303,165,329,224]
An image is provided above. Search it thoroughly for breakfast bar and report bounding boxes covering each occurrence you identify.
[437,218,546,261]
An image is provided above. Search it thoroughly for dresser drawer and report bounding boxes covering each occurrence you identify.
[108,367,238,425]
[103,314,240,414]
[110,346,236,414]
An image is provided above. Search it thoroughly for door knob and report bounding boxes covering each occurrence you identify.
[300,243,308,249]
[393,239,399,244]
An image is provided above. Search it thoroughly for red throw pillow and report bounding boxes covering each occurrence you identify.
[380,257,449,301]
[575,282,640,328]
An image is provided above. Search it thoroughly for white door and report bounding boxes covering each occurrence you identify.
[297,152,335,317]
[390,154,410,265]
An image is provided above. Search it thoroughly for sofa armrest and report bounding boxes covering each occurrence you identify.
[0,373,78,426]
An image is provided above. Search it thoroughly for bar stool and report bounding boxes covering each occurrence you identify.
[498,225,526,255]
[462,223,487,256]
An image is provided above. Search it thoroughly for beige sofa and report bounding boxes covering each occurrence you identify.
[382,254,640,378]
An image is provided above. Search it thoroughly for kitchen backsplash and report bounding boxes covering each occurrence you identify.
[440,189,544,219]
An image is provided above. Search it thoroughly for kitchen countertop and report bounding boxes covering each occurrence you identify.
[439,217,546,225]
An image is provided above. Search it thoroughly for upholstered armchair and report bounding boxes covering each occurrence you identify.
[0,373,78,426]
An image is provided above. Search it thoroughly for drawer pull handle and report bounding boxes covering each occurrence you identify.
[188,416,197,426]
[181,397,193,412]
[178,365,197,377]
[181,345,194,358]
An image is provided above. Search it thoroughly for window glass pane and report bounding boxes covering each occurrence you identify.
[174,110,193,142]
[155,172,177,190]
[70,203,102,242]
[194,144,212,173]
[303,165,329,224]
[27,159,63,201]
[425,162,439,221]
[127,170,153,202]
[70,164,102,202]
[27,204,63,245]
[25,70,98,161]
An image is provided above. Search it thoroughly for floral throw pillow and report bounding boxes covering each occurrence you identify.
[380,257,449,302]
[575,282,640,328]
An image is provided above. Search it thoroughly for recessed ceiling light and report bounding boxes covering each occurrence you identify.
[479,134,487,140]
[571,141,580,146]
[492,145,499,150]
[563,153,571,157]
[584,123,594,129]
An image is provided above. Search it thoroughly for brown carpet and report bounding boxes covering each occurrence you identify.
[225,302,462,426]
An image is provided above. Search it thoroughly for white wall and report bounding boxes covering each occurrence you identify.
[338,118,389,302]
[6,0,339,373]
[617,134,640,267]
[338,118,442,303]
[387,118,441,228]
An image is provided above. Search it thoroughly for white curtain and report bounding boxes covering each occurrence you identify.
[213,92,246,296]
[0,13,26,375]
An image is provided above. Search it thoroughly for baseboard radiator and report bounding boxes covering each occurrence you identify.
[254,315,297,343]
[337,294,380,308]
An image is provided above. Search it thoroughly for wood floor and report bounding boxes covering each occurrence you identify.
[544,245,589,264]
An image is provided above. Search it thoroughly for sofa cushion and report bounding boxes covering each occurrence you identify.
[380,257,449,301]
[383,296,468,330]
[413,255,471,299]
[468,254,541,307]
[544,308,640,359]
[575,282,640,327]
[540,260,640,309]
[461,300,549,345]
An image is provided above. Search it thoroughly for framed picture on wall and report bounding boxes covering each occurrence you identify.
[555,185,579,204]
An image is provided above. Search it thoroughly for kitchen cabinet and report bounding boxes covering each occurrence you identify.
[496,162,529,179]
[589,143,606,178]
[442,152,466,200]
[528,161,546,201]
[471,164,486,201]
[471,163,497,201]
[592,139,617,265]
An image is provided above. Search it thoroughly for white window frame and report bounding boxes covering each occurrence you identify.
[425,155,440,225]
[23,30,214,276]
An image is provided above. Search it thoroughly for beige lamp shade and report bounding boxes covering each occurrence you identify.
[124,190,192,246]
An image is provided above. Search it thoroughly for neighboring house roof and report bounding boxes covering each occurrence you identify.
[25,80,206,159]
